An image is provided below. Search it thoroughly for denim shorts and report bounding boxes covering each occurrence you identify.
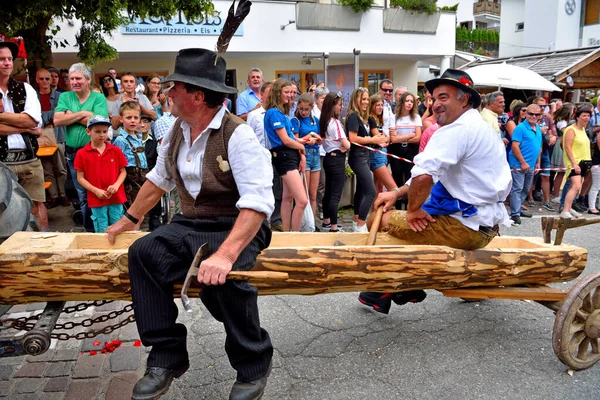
[540,150,550,177]
[369,147,388,171]
[305,147,321,171]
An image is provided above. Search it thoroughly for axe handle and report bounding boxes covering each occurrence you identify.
[366,205,384,246]
[227,271,289,280]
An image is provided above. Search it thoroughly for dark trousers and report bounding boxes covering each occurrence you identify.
[349,151,376,221]
[270,164,282,225]
[388,144,416,209]
[323,151,346,225]
[128,215,273,382]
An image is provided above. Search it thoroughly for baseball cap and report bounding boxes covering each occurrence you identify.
[87,115,112,128]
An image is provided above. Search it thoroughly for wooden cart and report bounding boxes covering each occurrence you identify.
[1,217,600,371]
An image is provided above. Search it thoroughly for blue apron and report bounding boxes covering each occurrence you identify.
[422,182,478,217]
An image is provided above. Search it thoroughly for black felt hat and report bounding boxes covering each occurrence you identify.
[425,69,481,109]
[161,48,237,94]
[0,41,19,60]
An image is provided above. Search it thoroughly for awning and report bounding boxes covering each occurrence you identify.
[459,46,600,89]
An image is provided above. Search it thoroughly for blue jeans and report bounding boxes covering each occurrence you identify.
[66,152,94,232]
[305,147,321,171]
[91,203,124,233]
[510,169,534,216]
[560,179,571,207]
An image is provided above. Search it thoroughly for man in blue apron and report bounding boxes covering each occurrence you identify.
[359,69,512,315]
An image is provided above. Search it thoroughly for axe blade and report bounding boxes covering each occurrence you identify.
[180,243,209,312]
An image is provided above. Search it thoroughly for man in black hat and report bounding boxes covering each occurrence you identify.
[358,69,512,315]
[0,41,49,231]
[106,47,274,400]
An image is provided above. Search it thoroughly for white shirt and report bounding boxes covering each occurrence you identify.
[146,106,275,218]
[322,119,347,153]
[395,114,422,134]
[382,100,394,136]
[312,106,326,156]
[408,108,512,230]
[247,106,269,149]
[1,82,42,149]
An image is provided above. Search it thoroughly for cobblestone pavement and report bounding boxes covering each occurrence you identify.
[2,202,600,399]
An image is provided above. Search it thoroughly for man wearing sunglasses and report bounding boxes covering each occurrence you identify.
[507,104,543,226]
[378,79,395,137]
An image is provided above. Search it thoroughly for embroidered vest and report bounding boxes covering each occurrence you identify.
[167,112,243,219]
[0,79,39,163]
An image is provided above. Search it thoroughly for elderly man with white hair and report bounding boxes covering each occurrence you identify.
[54,62,108,232]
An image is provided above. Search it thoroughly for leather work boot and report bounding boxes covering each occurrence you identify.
[229,361,272,400]
[131,364,189,400]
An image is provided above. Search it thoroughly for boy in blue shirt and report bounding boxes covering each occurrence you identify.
[112,101,148,207]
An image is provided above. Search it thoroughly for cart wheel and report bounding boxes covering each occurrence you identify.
[553,270,600,370]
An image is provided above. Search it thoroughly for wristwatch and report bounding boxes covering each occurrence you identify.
[124,211,139,224]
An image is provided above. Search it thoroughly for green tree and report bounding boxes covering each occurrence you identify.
[480,29,489,44]
[2,0,215,81]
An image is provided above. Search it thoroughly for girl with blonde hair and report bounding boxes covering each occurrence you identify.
[264,78,308,231]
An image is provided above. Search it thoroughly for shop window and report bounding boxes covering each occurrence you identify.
[515,22,524,32]
[358,71,391,94]
[276,70,390,94]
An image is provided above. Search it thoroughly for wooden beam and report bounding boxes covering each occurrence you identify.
[554,49,600,83]
[440,286,568,302]
[0,232,588,304]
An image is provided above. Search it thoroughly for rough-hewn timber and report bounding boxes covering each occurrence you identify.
[0,232,588,304]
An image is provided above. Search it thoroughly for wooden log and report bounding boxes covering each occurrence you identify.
[0,232,588,304]
[440,286,568,302]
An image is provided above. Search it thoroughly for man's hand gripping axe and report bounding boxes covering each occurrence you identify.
[180,243,209,313]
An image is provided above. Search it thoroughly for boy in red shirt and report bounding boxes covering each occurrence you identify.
[74,115,128,233]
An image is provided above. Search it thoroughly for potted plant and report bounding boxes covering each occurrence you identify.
[296,0,370,31]
[383,0,456,34]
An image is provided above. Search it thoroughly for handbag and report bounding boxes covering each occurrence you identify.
[300,172,315,232]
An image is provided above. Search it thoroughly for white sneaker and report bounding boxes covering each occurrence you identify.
[560,211,572,219]
[569,209,582,218]
[355,223,369,233]
[551,196,561,204]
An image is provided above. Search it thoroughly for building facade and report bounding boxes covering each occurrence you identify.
[51,0,456,99]
[499,0,600,57]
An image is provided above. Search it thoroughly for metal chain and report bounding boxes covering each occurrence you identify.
[0,302,136,340]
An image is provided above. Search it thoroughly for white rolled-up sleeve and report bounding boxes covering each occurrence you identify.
[410,125,467,184]
[24,83,42,127]
[228,124,274,218]
[145,126,177,193]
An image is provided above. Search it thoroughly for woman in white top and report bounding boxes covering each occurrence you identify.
[551,103,574,202]
[388,92,422,209]
[319,93,351,232]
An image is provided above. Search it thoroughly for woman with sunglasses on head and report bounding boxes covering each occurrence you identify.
[320,93,351,232]
[388,91,422,209]
[144,73,168,119]
[367,94,397,201]
[561,106,593,219]
[505,102,528,158]
[346,88,386,232]
[265,78,308,232]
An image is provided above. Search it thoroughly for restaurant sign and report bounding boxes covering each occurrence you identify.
[121,10,243,36]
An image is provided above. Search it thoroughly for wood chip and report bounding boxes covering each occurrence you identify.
[567,369,574,376]
[31,233,58,239]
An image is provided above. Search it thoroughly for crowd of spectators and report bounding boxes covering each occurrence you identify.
[4,49,600,234]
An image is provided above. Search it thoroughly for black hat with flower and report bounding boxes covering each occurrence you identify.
[425,69,481,109]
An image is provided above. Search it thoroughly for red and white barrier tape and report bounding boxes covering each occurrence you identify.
[317,138,598,173]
